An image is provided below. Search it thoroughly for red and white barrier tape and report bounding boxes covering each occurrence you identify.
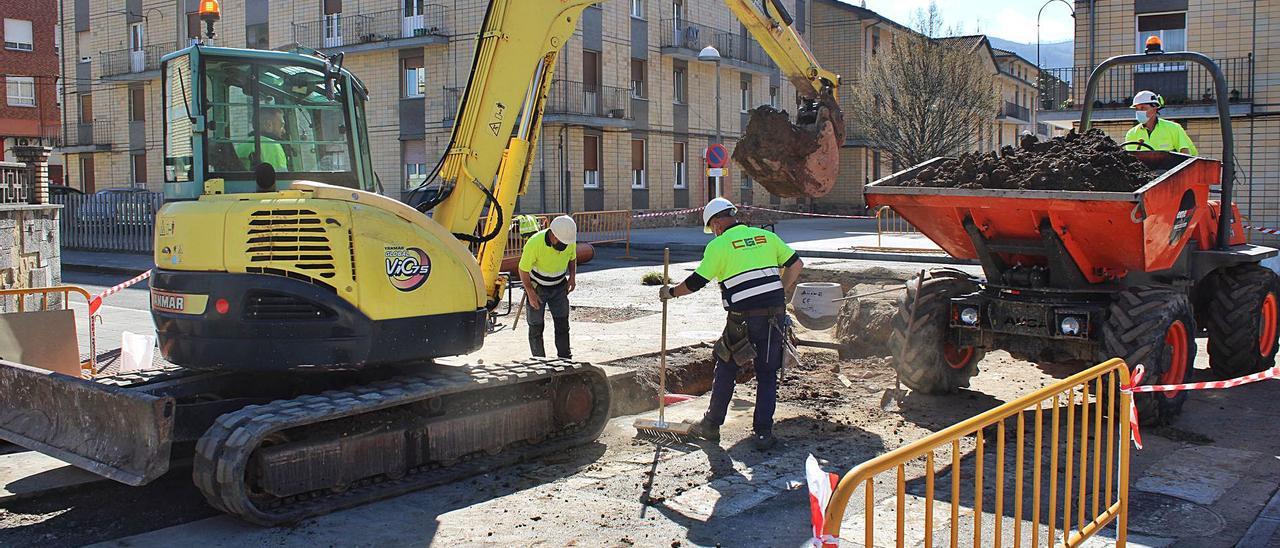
[1243,223,1280,237]
[88,269,152,315]
[632,206,705,219]
[739,205,875,220]
[1120,363,1279,449]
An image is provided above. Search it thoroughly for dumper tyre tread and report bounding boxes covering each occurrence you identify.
[1099,287,1194,426]
[889,271,984,394]
[1202,264,1280,379]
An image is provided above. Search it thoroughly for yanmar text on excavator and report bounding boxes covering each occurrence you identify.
[0,0,842,525]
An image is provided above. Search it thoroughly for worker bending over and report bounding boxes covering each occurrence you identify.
[1125,90,1198,155]
[659,198,803,450]
[518,216,578,359]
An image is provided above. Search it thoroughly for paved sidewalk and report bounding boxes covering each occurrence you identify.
[62,250,154,275]
[625,217,968,264]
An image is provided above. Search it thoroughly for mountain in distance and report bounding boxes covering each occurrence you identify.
[988,36,1075,70]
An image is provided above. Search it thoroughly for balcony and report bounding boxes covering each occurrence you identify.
[999,101,1031,123]
[100,43,174,80]
[293,7,446,54]
[659,19,775,73]
[1037,56,1252,122]
[63,119,113,152]
[544,80,632,127]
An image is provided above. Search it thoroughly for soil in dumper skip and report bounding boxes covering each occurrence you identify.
[897,129,1156,192]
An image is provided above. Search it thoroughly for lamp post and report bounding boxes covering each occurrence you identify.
[1036,0,1075,132]
[698,45,722,199]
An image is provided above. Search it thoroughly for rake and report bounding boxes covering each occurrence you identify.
[634,248,695,443]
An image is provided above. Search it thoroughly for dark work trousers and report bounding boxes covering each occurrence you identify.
[526,282,571,359]
[705,313,784,435]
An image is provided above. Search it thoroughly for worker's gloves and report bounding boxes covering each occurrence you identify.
[658,286,674,301]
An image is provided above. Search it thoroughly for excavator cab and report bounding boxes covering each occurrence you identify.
[160,46,377,200]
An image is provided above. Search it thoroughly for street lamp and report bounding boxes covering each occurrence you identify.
[698,45,722,199]
[1036,0,1075,134]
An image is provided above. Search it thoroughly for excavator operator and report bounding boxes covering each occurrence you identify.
[1125,90,1198,155]
[236,107,290,172]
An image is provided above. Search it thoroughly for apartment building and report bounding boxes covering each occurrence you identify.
[1,0,61,179]
[1039,0,1280,240]
[59,0,808,213]
[807,2,1044,210]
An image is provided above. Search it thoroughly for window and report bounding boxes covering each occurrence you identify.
[740,81,751,112]
[630,59,646,99]
[129,86,145,121]
[80,156,95,193]
[6,76,35,107]
[631,139,647,189]
[673,68,687,104]
[246,1,269,49]
[132,153,148,185]
[872,150,882,180]
[4,19,33,51]
[79,93,92,123]
[54,24,60,53]
[402,55,425,98]
[130,23,144,51]
[403,140,427,191]
[164,56,194,182]
[583,50,601,111]
[583,135,601,188]
[186,12,201,41]
[673,142,687,189]
[631,0,644,19]
[769,86,778,108]
[323,0,343,46]
[1137,12,1186,54]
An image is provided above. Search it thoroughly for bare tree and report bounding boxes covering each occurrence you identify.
[848,8,998,167]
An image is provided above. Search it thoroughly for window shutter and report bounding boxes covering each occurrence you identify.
[4,19,33,47]
[324,0,343,15]
[631,140,644,171]
[584,136,599,170]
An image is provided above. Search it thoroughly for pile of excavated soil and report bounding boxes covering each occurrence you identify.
[896,129,1155,192]
[734,93,845,198]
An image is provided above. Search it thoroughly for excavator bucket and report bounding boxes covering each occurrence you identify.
[734,92,845,198]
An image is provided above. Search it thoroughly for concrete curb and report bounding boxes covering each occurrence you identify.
[63,261,152,277]
[1237,483,1280,547]
[612,241,977,266]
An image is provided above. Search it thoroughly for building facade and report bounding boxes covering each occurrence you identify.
[59,0,811,212]
[1038,0,1279,240]
[1,0,61,179]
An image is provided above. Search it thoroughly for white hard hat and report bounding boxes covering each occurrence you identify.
[549,215,577,244]
[1131,90,1163,108]
[702,197,737,234]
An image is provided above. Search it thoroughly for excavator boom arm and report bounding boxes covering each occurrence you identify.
[429,0,841,306]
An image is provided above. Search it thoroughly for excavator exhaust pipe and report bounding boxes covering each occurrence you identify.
[734,92,845,198]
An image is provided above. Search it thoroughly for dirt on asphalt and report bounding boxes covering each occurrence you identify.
[897,129,1155,192]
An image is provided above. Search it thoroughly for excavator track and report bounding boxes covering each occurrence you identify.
[192,358,610,525]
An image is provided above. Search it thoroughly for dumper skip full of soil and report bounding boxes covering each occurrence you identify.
[893,129,1155,192]
[734,93,845,198]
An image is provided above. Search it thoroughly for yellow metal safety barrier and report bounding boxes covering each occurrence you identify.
[0,285,99,376]
[875,205,921,248]
[493,209,634,261]
[822,358,1133,547]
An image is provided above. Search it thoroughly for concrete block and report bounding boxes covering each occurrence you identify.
[1133,446,1265,505]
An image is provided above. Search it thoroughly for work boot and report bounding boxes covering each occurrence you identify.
[751,432,778,451]
[688,418,720,441]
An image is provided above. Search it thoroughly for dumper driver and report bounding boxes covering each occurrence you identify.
[1125,90,1198,155]
[518,215,578,359]
[659,198,804,450]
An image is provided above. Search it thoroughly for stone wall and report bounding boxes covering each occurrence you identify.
[0,204,62,312]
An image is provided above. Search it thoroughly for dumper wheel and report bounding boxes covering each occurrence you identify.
[1100,287,1195,425]
[889,272,984,394]
[1202,264,1280,378]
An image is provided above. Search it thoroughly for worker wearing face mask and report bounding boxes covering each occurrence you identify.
[517,215,578,359]
[1124,90,1198,155]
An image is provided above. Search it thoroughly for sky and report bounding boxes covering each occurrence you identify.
[850,0,1077,44]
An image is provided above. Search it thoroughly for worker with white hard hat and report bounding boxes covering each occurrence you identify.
[659,197,804,451]
[1125,90,1198,155]
[517,215,578,359]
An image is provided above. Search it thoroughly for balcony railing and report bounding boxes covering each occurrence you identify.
[545,80,631,120]
[100,43,174,77]
[66,119,112,147]
[1038,56,1252,112]
[293,6,445,51]
[442,87,462,121]
[1001,101,1031,122]
[660,19,773,69]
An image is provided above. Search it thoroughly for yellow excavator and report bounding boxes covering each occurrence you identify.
[0,0,841,525]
